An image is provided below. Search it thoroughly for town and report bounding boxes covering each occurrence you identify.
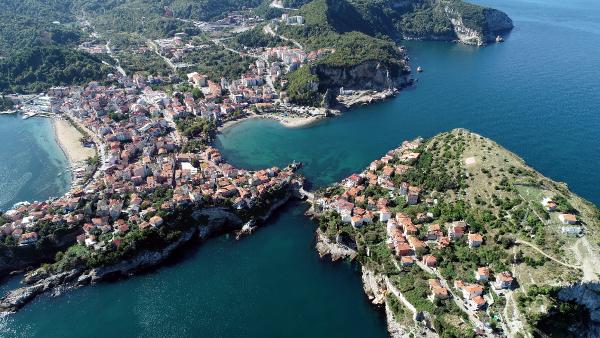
[0,77,301,262]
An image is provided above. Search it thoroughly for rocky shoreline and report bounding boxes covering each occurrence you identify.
[0,189,300,314]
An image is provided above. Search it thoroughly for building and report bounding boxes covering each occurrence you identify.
[428,279,449,300]
[561,226,583,235]
[468,295,487,310]
[468,233,483,248]
[475,267,490,282]
[541,197,557,211]
[494,271,514,290]
[447,221,467,239]
[422,254,437,268]
[559,213,578,225]
[379,208,391,222]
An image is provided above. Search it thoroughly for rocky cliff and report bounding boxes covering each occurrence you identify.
[557,282,600,337]
[444,4,513,45]
[0,227,81,277]
[315,61,412,92]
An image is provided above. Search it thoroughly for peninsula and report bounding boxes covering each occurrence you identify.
[311,129,600,337]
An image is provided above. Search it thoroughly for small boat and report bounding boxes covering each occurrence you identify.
[416,66,423,73]
[496,35,504,43]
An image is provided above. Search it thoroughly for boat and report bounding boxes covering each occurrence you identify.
[496,35,504,43]
[416,66,423,72]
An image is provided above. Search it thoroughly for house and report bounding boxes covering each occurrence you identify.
[85,236,98,247]
[495,271,514,290]
[18,232,39,246]
[559,213,578,225]
[395,242,412,256]
[407,236,427,257]
[422,254,437,268]
[447,221,467,239]
[428,279,449,300]
[407,187,420,205]
[427,223,442,240]
[561,226,583,235]
[468,295,487,311]
[541,197,557,211]
[400,256,414,267]
[351,216,363,228]
[149,215,164,228]
[461,284,484,299]
[468,233,483,248]
[379,208,391,222]
[475,267,490,282]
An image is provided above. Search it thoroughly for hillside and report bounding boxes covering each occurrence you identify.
[283,0,513,45]
[0,46,110,94]
[312,129,600,337]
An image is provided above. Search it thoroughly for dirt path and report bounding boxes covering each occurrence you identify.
[516,239,582,270]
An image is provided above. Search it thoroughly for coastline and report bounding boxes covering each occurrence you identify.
[51,117,96,166]
[219,113,326,132]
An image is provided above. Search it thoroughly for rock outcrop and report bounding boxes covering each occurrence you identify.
[0,227,81,277]
[315,61,411,92]
[315,229,358,261]
[557,282,600,337]
[444,5,513,46]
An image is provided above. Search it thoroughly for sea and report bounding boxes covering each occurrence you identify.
[0,115,70,211]
[1,0,599,336]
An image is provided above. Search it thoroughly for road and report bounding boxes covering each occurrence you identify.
[147,39,178,71]
[105,41,127,77]
[264,24,303,49]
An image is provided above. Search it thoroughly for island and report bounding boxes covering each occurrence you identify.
[310,129,600,337]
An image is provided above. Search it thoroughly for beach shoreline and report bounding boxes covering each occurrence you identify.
[51,117,96,169]
[219,113,326,132]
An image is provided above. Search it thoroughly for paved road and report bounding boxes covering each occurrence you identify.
[264,24,303,49]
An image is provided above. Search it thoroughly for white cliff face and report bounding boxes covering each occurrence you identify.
[315,61,411,91]
[443,5,513,46]
[446,11,485,46]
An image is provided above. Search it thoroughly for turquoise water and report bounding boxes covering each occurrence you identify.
[0,115,70,211]
[2,0,600,336]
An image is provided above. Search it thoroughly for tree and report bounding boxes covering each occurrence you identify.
[191,87,203,100]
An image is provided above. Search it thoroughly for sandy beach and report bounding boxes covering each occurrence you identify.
[219,113,325,132]
[52,117,96,164]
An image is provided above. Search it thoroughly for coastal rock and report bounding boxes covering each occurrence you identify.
[0,269,79,313]
[0,227,81,277]
[88,228,197,283]
[361,266,386,305]
[315,229,358,261]
[194,207,244,239]
[444,5,513,45]
[557,282,600,336]
[385,303,410,338]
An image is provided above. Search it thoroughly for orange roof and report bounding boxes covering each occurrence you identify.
[471,295,486,305]
[477,267,490,276]
[468,233,483,242]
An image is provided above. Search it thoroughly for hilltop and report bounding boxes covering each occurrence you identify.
[312,129,600,337]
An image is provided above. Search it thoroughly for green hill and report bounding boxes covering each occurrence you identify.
[0,46,110,94]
